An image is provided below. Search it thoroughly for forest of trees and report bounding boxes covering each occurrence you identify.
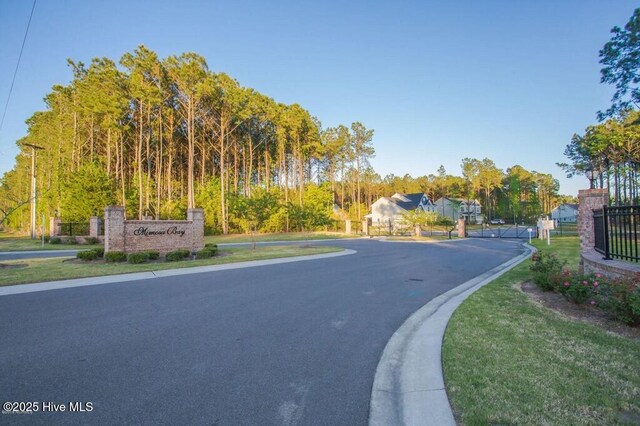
[559,111,640,205]
[0,46,567,234]
[559,8,640,206]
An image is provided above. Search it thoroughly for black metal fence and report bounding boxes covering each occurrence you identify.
[58,222,90,236]
[57,219,105,236]
[593,205,640,263]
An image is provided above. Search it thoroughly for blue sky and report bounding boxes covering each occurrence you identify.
[0,0,637,196]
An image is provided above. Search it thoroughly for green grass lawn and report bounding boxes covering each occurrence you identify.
[204,231,351,244]
[0,231,350,252]
[0,245,342,286]
[443,236,640,425]
[0,235,101,252]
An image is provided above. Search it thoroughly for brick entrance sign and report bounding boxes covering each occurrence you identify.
[104,206,204,254]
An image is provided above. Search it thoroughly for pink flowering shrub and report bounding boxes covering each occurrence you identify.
[528,254,639,326]
[530,251,565,291]
[596,278,640,326]
[560,273,599,304]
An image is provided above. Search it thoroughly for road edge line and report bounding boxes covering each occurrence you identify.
[369,242,534,426]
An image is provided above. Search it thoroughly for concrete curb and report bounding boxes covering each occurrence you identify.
[0,249,357,297]
[369,242,534,426]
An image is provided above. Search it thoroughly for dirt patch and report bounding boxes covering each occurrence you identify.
[519,281,640,340]
[0,262,27,269]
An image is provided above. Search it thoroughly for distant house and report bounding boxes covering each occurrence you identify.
[551,203,578,223]
[433,197,483,224]
[365,193,436,229]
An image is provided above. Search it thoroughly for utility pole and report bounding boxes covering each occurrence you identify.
[23,143,44,239]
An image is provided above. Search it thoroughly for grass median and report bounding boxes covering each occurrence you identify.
[0,236,101,252]
[204,231,351,244]
[0,232,350,252]
[442,236,640,425]
[0,245,342,286]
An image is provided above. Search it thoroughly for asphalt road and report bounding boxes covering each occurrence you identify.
[1,238,524,425]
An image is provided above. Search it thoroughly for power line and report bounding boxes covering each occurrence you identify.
[0,0,37,135]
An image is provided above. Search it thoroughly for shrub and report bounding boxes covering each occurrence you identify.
[144,250,160,260]
[598,278,640,325]
[204,243,218,255]
[76,250,97,261]
[560,273,597,304]
[196,248,214,259]
[84,237,99,245]
[49,237,61,244]
[166,249,190,262]
[529,251,565,291]
[92,247,105,258]
[127,252,148,264]
[65,237,79,245]
[105,251,126,262]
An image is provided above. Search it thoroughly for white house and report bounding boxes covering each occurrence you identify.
[433,197,483,224]
[366,193,436,230]
[551,203,578,223]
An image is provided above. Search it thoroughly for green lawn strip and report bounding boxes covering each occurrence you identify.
[0,246,342,286]
[0,231,350,252]
[204,232,351,244]
[443,236,640,425]
[0,237,101,252]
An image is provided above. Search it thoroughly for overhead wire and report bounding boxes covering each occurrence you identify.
[0,0,37,135]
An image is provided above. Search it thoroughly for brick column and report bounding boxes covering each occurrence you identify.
[49,217,61,237]
[345,220,352,235]
[187,208,205,252]
[414,225,421,237]
[577,189,609,252]
[104,206,125,253]
[457,218,466,238]
[89,216,99,238]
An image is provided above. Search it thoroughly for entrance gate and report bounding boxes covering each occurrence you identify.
[465,223,537,239]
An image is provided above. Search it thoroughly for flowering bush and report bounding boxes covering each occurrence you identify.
[596,277,640,326]
[530,251,565,291]
[529,261,640,326]
[559,272,599,304]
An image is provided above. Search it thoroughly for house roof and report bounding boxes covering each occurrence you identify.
[389,193,430,211]
[553,203,578,211]
[435,197,481,206]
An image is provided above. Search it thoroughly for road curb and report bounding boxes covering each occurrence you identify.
[0,249,357,296]
[369,242,534,426]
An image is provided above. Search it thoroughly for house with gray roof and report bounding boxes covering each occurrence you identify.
[365,193,436,230]
[434,197,483,224]
[551,203,578,223]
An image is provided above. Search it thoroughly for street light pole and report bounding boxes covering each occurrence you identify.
[23,143,44,239]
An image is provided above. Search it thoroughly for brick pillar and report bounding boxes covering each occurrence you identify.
[89,216,99,238]
[49,217,61,237]
[577,189,609,252]
[104,206,125,253]
[187,208,205,252]
[414,225,421,237]
[345,220,352,235]
[362,220,369,236]
[457,218,466,238]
